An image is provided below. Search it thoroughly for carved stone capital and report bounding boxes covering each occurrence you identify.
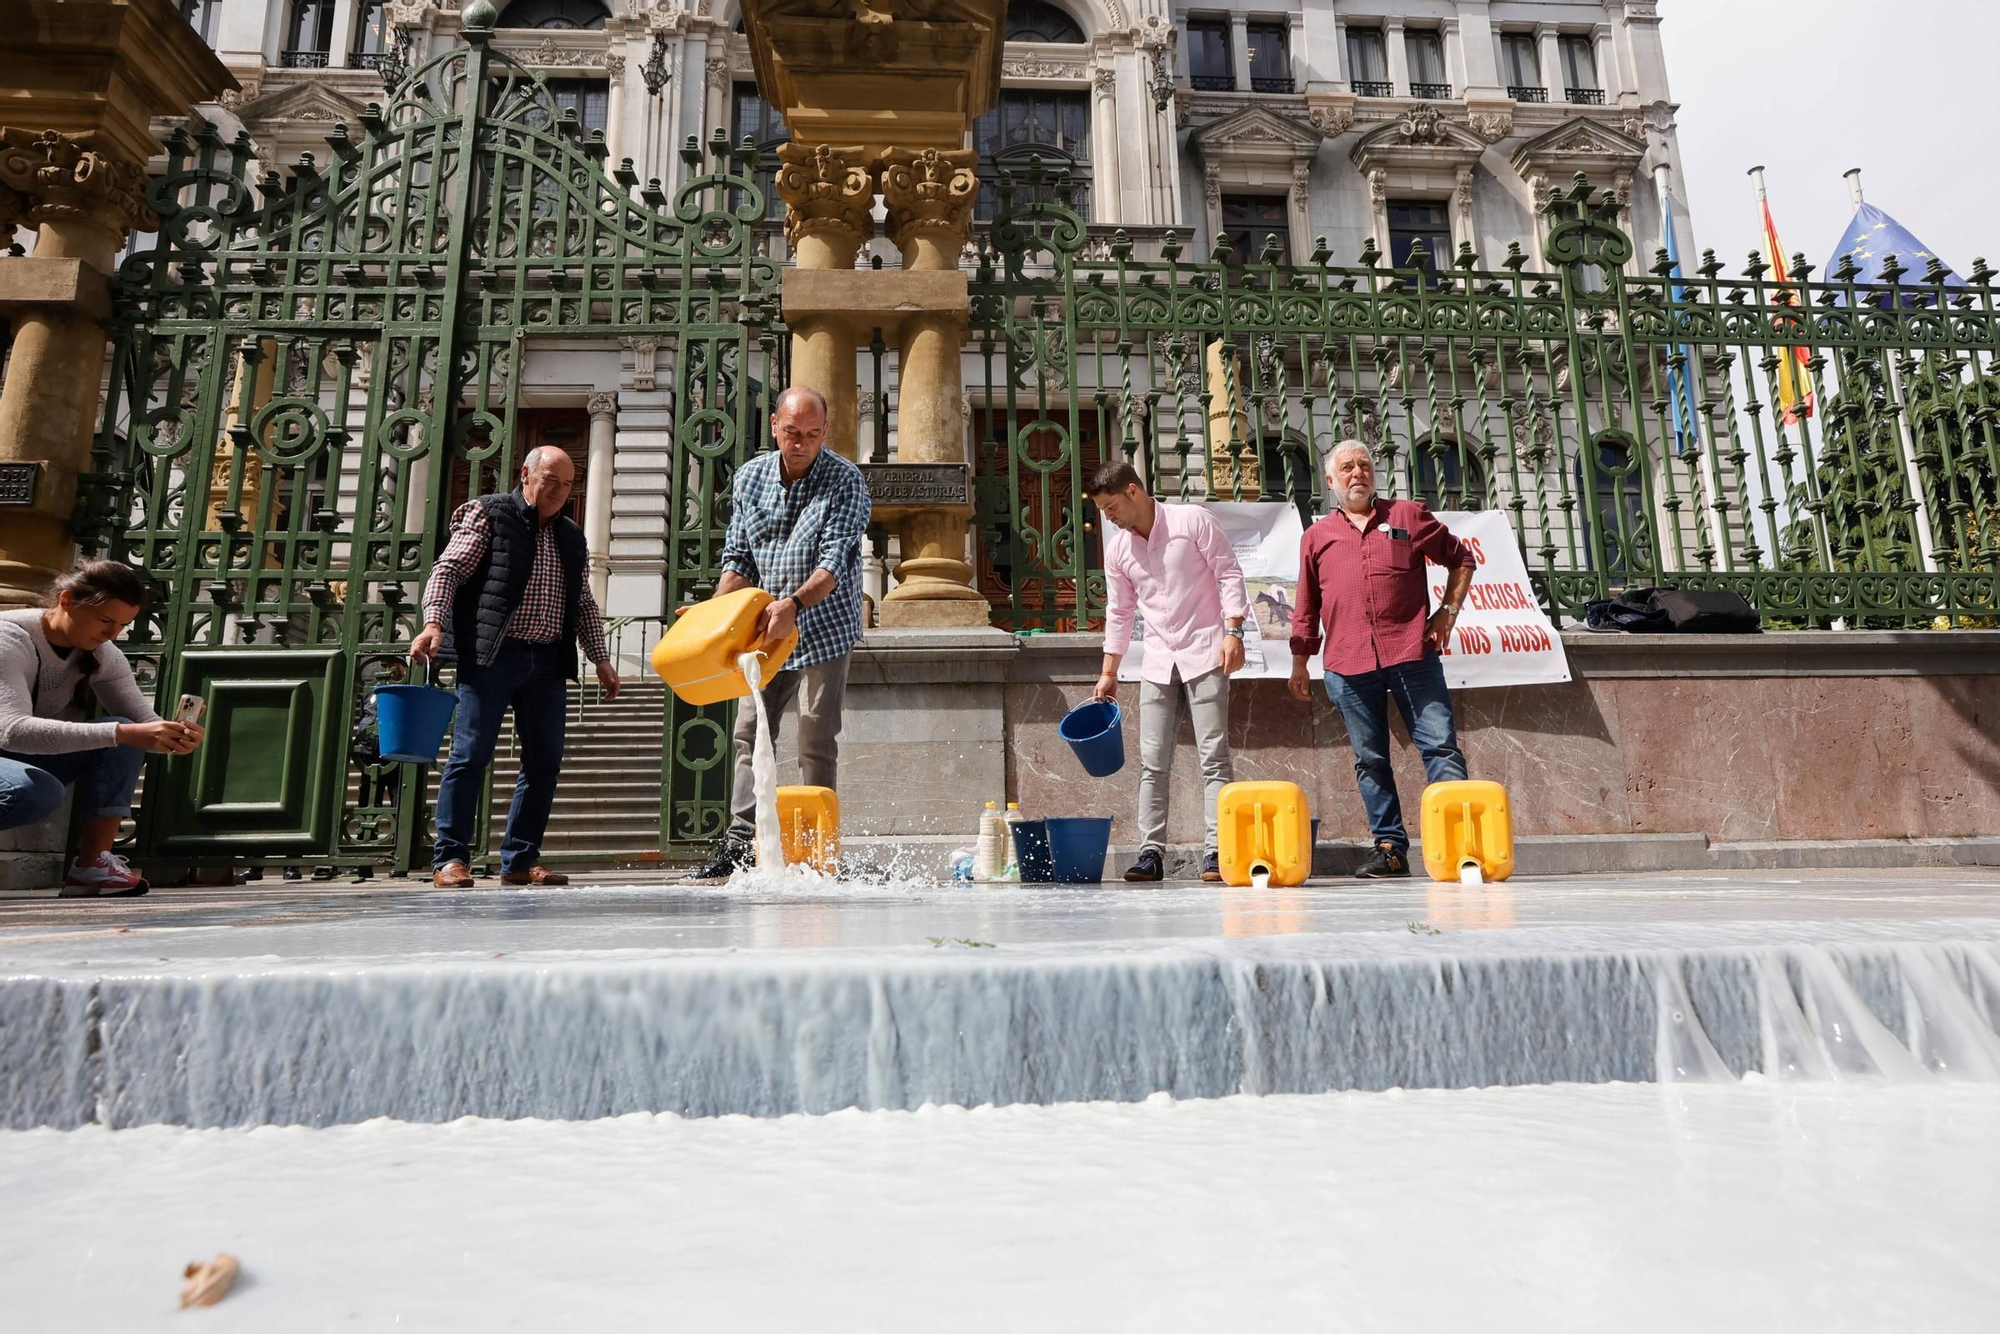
[877,146,978,254]
[705,56,729,90]
[587,391,619,420]
[603,51,626,76]
[773,142,875,251]
[1093,66,1118,96]
[0,129,156,235]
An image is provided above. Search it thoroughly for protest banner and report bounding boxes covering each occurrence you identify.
[1426,510,1572,689]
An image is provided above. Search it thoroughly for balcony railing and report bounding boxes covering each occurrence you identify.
[1509,85,1548,102]
[351,50,392,71]
[1567,86,1605,104]
[1189,73,1236,92]
[280,49,330,68]
[1250,75,1295,94]
[1352,79,1394,97]
[1410,81,1452,99]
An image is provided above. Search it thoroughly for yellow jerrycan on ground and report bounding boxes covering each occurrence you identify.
[1419,779,1515,884]
[651,587,800,705]
[768,786,840,872]
[1216,781,1313,887]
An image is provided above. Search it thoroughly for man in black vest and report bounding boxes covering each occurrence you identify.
[412,446,619,888]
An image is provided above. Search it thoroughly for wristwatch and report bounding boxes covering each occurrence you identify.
[1224,626,1245,640]
[1442,603,1462,616]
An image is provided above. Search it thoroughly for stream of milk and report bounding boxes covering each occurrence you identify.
[737,649,786,871]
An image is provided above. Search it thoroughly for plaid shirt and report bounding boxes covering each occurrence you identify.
[423,498,609,664]
[720,448,871,669]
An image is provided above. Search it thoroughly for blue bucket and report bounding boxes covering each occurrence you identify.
[1045,816,1113,883]
[375,683,457,764]
[1057,699,1125,777]
[1009,819,1055,883]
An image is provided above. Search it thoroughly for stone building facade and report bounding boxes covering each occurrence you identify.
[156,0,1694,624]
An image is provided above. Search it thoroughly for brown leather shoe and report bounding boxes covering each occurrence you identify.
[499,865,568,886]
[432,861,474,889]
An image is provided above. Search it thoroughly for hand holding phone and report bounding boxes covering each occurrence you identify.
[176,694,207,726]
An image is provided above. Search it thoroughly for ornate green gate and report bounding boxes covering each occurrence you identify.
[77,24,781,873]
[970,167,2000,630]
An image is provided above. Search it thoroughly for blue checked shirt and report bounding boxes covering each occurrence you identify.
[719,447,871,669]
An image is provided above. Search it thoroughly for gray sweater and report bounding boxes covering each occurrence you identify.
[0,608,159,755]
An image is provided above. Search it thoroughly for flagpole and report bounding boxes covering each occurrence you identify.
[1657,160,1728,563]
[1845,167,1944,575]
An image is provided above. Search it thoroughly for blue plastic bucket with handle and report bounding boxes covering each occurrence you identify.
[1045,816,1113,883]
[376,661,457,764]
[1057,699,1125,777]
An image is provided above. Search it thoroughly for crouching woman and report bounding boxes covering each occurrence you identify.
[0,561,201,896]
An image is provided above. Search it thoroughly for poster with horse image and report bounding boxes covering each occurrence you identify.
[1118,503,1319,682]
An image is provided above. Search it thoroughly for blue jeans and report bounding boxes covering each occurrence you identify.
[433,642,569,874]
[1324,655,1466,852]
[0,716,145,832]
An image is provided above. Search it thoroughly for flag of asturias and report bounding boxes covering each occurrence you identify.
[1826,201,1965,300]
[1759,200,1815,425]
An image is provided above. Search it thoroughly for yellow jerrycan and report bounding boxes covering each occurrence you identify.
[1216,780,1312,887]
[651,587,800,705]
[1419,779,1514,884]
[770,786,841,872]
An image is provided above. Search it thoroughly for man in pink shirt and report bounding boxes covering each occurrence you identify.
[1289,440,1476,878]
[1089,462,1249,883]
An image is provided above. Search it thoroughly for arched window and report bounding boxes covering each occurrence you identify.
[353,0,390,64]
[496,0,609,30]
[283,0,337,65]
[1006,0,1085,43]
[732,83,790,222]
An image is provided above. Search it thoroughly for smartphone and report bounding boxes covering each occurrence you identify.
[175,694,207,726]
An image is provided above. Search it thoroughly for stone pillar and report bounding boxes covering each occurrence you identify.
[603,51,627,168]
[1089,66,1120,225]
[772,141,874,461]
[1229,12,1252,92]
[583,392,618,607]
[875,147,985,626]
[0,131,155,606]
[1384,18,1410,95]
[0,1,233,606]
[1539,25,1563,103]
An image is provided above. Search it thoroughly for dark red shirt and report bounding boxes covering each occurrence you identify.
[1289,498,1475,677]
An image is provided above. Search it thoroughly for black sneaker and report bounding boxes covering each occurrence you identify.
[1123,848,1164,882]
[689,840,752,881]
[1355,843,1411,879]
[1201,850,1222,883]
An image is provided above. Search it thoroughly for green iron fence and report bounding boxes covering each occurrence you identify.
[969,167,2000,631]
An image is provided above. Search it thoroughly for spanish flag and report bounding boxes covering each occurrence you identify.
[1756,188,1816,425]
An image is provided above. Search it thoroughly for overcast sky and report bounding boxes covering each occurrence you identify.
[1662,0,2000,282]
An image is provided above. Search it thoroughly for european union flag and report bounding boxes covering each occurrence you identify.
[1827,202,1965,302]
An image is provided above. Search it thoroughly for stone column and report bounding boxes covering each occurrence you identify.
[875,147,986,626]
[1229,12,1252,92]
[1539,25,1563,103]
[1089,66,1120,225]
[603,51,627,168]
[1384,17,1410,95]
[583,392,617,607]
[0,130,154,606]
[773,141,874,461]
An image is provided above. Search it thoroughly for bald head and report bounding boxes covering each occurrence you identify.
[770,383,830,480]
[519,445,576,520]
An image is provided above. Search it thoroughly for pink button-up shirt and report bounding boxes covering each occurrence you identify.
[1102,502,1250,685]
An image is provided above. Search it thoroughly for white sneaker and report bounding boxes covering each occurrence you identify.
[60,852,150,898]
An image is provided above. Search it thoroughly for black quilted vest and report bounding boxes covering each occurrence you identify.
[444,490,588,681]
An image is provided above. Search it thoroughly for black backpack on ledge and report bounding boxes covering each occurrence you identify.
[1583,586,1761,634]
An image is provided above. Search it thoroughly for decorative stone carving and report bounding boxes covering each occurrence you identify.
[587,391,619,420]
[384,0,433,28]
[1307,105,1354,137]
[1002,55,1089,80]
[1092,67,1117,96]
[878,147,978,254]
[0,129,156,234]
[1202,162,1221,206]
[644,0,686,34]
[705,56,729,90]
[1468,109,1512,142]
[1134,11,1169,48]
[1394,103,1449,145]
[1368,167,1387,205]
[1455,164,1475,212]
[1291,160,1312,207]
[603,51,626,75]
[773,142,874,250]
[621,336,658,392]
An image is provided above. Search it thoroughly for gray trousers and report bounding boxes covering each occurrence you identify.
[727,654,851,845]
[1137,667,1233,854]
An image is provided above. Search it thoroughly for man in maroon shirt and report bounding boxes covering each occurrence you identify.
[1288,441,1476,877]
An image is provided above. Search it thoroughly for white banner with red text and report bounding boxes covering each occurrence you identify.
[1425,510,1572,689]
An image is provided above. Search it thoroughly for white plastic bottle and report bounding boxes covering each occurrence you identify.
[1002,801,1027,881]
[973,802,1005,882]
